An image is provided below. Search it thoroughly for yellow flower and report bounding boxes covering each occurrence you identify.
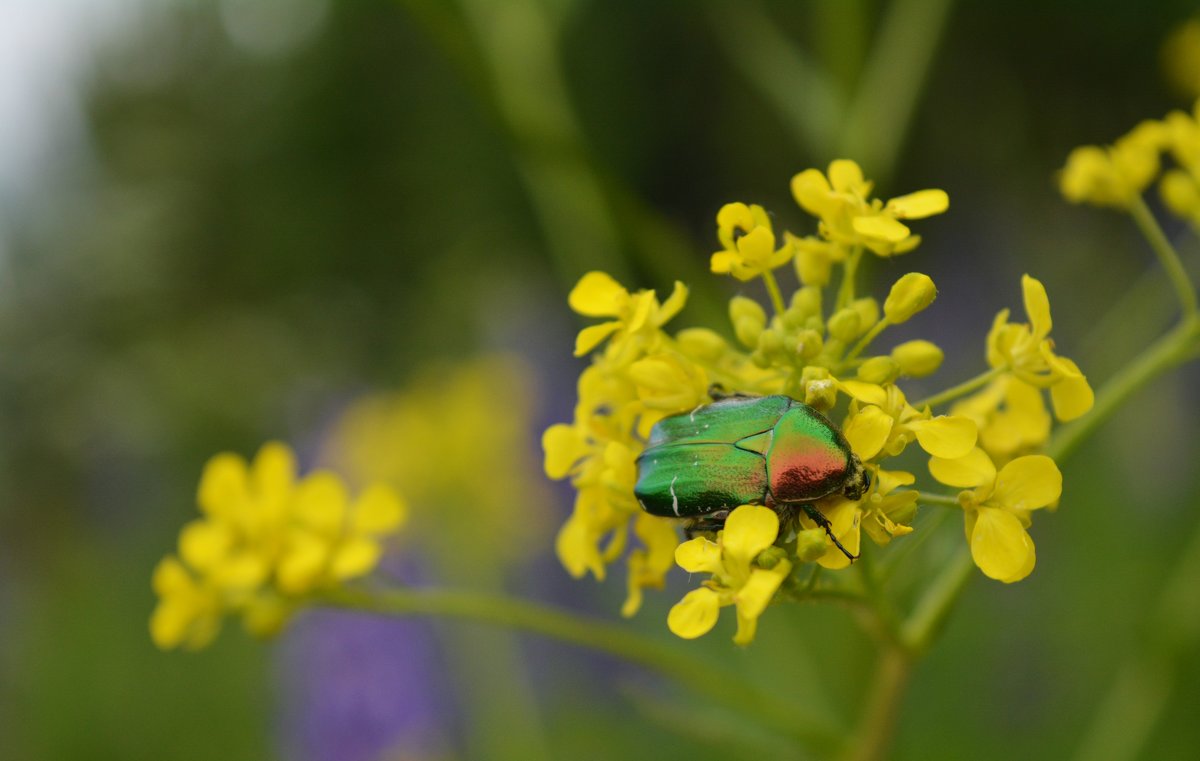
[1162,19,1200,99]
[986,275,1094,421]
[791,159,948,257]
[1157,107,1200,224]
[150,442,406,650]
[1059,121,1167,208]
[839,382,977,462]
[787,233,848,287]
[929,448,1062,582]
[798,467,917,569]
[568,271,689,361]
[621,512,681,617]
[952,377,1051,463]
[324,356,550,570]
[710,203,794,281]
[667,505,792,645]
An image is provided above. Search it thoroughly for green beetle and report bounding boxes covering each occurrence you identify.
[634,394,868,558]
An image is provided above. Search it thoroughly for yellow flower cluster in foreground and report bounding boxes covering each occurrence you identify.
[150,442,405,650]
[545,160,1093,643]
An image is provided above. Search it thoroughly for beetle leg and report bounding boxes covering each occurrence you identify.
[800,503,859,562]
[706,383,757,402]
[683,510,730,539]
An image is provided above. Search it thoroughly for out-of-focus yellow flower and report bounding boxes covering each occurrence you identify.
[986,275,1094,421]
[710,203,794,281]
[929,448,1061,582]
[326,356,550,569]
[1059,121,1167,208]
[1162,19,1200,99]
[667,505,792,645]
[150,442,406,650]
[791,159,948,257]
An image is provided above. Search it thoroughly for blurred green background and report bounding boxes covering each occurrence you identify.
[2,1,1199,759]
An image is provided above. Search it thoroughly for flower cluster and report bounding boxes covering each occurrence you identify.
[545,160,1092,643]
[1059,99,1200,225]
[150,442,406,650]
[322,355,551,570]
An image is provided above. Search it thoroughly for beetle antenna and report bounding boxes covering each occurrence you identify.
[800,503,859,561]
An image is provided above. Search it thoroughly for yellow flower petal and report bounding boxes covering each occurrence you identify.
[277,531,329,594]
[197,453,249,518]
[178,519,232,571]
[853,215,911,243]
[330,537,383,580]
[252,441,297,506]
[152,556,192,596]
[351,483,407,535]
[791,168,832,214]
[1021,275,1052,338]
[542,424,589,479]
[573,321,622,357]
[828,159,865,192]
[843,405,893,460]
[910,415,978,459]
[721,505,780,566]
[293,472,349,535]
[990,455,1062,511]
[732,563,792,645]
[667,587,722,639]
[886,189,949,219]
[1049,358,1094,421]
[210,550,270,590]
[814,501,861,570]
[675,536,723,574]
[969,507,1036,582]
[838,380,889,406]
[928,447,997,488]
[555,512,604,580]
[568,271,626,317]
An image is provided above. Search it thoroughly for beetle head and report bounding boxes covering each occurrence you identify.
[841,454,870,501]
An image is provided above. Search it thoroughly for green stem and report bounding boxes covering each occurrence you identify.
[916,491,961,508]
[1071,465,1200,761]
[1129,197,1198,317]
[911,366,1004,410]
[1047,314,1199,462]
[838,0,957,181]
[846,318,890,362]
[899,544,975,653]
[319,585,839,751]
[837,247,865,311]
[762,270,788,316]
[841,643,913,761]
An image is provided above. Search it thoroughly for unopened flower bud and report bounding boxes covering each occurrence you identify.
[794,529,830,562]
[757,329,783,356]
[789,286,823,320]
[675,328,728,362]
[755,545,788,570]
[857,356,900,385]
[891,339,944,377]
[730,296,767,348]
[850,297,880,332]
[795,328,824,361]
[883,273,937,324]
[827,308,862,342]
